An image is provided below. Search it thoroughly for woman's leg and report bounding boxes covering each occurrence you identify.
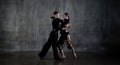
[57,35,66,60]
[66,34,77,59]
[58,45,66,60]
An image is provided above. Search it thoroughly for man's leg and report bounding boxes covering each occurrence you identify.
[39,31,53,59]
[52,31,61,60]
[39,41,51,59]
[57,35,66,60]
[52,43,61,60]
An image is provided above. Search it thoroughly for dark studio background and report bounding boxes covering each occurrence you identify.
[0,0,120,56]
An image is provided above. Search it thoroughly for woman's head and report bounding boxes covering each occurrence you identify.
[64,13,69,19]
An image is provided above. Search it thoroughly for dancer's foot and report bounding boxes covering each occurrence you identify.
[61,55,66,60]
[38,53,44,60]
[73,53,77,59]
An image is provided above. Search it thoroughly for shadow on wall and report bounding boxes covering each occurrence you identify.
[102,0,120,56]
[103,21,120,56]
[0,0,13,51]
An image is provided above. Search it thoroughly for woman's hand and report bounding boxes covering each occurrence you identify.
[51,15,55,19]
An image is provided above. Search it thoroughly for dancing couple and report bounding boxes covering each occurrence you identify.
[38,11,77,60]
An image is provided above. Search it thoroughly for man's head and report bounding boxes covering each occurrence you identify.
[53,11,60,18]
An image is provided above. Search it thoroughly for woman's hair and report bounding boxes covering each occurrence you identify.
[64,13,69,16]
[64,13,69,19]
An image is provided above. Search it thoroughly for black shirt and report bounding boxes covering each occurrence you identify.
[52,18,63,30]
[61,19,69,28]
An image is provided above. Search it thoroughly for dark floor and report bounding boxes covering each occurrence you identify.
[0,52,120,65]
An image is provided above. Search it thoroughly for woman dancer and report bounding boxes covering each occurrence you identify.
[57,13,77,60]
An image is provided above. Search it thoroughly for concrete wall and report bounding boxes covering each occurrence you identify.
[0,0,120,53]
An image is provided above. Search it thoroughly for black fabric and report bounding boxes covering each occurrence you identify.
[39,18,62,60]
[57,19,70,50]
[61,19,69,28]
[39,30,60,59]
[52,18,63,30]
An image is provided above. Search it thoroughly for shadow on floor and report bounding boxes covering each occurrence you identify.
[0,52,120,65]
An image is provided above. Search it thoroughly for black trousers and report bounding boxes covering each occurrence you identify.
[39,30,60,60]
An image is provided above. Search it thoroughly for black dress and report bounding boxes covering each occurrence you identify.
[39,18,62,60]
[60,19,70,36]
[57,19,70,49]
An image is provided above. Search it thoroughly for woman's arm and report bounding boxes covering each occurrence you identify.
[62,23,71,30]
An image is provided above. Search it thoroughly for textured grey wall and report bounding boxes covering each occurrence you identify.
[0,0,120,52]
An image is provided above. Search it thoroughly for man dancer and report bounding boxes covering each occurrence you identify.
[38,11,62,60]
